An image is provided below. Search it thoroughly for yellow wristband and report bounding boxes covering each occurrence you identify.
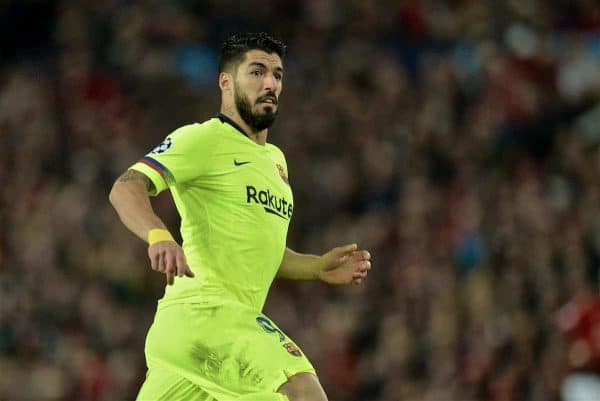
[148,229,175,245]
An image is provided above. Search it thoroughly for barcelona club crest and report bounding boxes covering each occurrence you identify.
[276,164,289,185]
[283,342,302,357]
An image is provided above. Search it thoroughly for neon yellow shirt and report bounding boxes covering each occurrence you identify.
[130,115,293,310]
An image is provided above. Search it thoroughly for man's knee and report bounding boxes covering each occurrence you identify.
[277,372,328,401]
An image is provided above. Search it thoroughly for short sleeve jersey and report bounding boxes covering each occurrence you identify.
[130,115,293,310]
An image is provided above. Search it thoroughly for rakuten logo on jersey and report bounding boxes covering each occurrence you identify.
[246,185,293,220]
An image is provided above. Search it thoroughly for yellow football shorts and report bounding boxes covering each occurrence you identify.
[136,301,316,401]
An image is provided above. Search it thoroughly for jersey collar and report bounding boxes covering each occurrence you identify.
[216,113,250,138]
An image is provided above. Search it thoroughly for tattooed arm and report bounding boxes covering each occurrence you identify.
[108,169,166,242]
[109,169,193,284]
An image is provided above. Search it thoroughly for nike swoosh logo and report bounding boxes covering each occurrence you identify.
[234,159,251,166]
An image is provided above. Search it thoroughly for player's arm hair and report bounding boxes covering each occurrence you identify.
[276,247,322,280]
[109,169,169,242]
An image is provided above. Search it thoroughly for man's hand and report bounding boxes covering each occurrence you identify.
[148,241,195,285]
[318,244,372,285]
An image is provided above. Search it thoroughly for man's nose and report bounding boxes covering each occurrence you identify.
[263,72,278,92]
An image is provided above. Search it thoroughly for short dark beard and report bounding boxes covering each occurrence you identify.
[234,84,278,132]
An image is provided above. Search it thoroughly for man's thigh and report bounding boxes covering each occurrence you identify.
[136,366,216,401]
[143,302,316,398]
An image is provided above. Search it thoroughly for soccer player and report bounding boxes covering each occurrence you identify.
[109,32,371,401]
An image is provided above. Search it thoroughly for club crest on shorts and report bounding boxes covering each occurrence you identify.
[283,342,302,357]
[276,164,289,185]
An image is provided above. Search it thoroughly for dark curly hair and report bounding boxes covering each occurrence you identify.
[219,32,286,73]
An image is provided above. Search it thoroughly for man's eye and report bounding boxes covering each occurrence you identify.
[251,70,262,76]
[274,74,282,81]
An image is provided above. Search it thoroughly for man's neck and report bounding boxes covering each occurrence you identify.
[219,107,267,146]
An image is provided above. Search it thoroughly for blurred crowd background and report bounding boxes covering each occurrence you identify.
[1,0,599,400]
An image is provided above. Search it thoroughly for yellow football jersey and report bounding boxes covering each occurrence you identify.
[130,114,293,310]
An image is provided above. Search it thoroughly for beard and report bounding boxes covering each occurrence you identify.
[234,84,278,132]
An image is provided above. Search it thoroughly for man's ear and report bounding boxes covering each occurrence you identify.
[219,72,232,91]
